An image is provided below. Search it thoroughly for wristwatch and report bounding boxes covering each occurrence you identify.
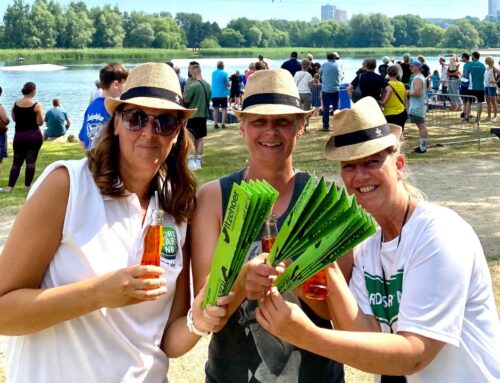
[186,307,211,337]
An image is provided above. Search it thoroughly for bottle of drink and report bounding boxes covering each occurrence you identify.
[261,213,278,253]
[303,269,328,300]
[141,191,163,278]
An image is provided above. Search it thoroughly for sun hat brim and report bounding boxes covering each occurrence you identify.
[232,104,313,118]
[105,96,197,119]
[325,123,402,162]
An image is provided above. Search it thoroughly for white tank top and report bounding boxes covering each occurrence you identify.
[7,158,186,383]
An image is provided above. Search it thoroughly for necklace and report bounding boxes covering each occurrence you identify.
[380,195,411,248]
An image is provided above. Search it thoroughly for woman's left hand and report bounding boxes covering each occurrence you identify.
[255,287,315,345]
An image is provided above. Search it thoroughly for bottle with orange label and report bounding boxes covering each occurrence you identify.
[141,191,163,277]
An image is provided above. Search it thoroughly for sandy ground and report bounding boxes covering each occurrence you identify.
[0,155,498,382]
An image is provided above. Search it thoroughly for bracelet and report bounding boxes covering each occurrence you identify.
[186,307,211,337]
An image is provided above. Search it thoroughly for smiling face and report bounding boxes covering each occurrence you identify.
[114,105,183,177]
[240,113,304,167]
[340,149,405,216]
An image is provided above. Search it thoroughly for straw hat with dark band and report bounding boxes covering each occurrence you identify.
[105,62,196,118]
[233,69,313,117]
[324,97,402,161]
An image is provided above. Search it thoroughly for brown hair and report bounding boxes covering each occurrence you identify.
[99,63,129,90]
[21,82,36,96]
[87,108,197,223]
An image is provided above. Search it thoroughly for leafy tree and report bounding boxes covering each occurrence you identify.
[226,17,254,41]
[368,14,394,47]
[152,15,184,49]
[64,6,94,48]
[3,0,31,48]
[123,11,155,47]
[246,26,262,47]
[175,12,203,47]
[418,23,444,47]
[349,14,372,47]
[310,21,336,47]
[47,0,66,48]
[441,21,480,49]
[219,28,245,47]
[30,0,57,48]
[477,21,500,48]
[392,14,424,46]
[200,37,220,48]
[90,6,125,48]
[128,23,155,48]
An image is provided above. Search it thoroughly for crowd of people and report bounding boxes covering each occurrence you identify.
[0,55,499,383]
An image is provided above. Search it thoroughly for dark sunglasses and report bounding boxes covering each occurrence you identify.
[121,108,180,136]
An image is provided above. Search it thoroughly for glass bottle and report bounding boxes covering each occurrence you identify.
[141,192,164,278]
[261,213,278,253]
[303,269,328,300]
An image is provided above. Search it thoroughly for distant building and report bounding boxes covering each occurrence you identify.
[488,0,500,19]
[321,3,348,23]
[321,4,334,20]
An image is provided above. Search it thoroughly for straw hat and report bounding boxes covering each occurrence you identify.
[233,69,313,117]
[324,97,402,161]
[105,62,196,118]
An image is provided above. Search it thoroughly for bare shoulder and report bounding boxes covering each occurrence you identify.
[193,180,222,223]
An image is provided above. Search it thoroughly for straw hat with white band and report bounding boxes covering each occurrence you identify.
[105,62,196,118]
[324,96,402,162]
[233,69,313,117]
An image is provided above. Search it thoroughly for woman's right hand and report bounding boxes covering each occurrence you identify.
[245,253,285,301]
[92,265,167,309]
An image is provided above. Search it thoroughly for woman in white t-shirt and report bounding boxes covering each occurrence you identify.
[0,63,231,383]
[255,97,500,383]
[293,59,314,130]
[484,56,500,122]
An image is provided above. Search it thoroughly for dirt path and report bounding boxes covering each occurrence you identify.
[0,156,498,382]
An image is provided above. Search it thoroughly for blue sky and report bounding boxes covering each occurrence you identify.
[0,0,488,27]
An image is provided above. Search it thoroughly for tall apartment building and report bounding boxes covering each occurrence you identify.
[321,4,335,20]
[488,0,499,18]
[321,3,348,23]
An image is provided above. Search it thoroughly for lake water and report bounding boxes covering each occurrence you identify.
[0,55,472,139]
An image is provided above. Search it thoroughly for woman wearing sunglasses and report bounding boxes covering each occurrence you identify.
[0,63,229,382]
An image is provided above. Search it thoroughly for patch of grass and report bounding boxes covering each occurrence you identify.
[0,141,84,215]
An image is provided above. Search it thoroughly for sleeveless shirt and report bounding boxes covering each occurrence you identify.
[7,158,185,383]
[205,169,345,383]
[13,103,39,133]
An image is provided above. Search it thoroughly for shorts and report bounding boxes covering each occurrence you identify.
[299,93,312,111]
[212,97,228,108]
[409,114,425,124]
[186,117,207,139]
[469,89,485,103]
[485,87,497,97]
[230,89,240,99]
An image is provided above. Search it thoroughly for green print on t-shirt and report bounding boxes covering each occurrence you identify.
[162,226,178,262]
[364,269,404,326]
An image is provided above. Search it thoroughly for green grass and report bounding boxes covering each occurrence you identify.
[0,141,85,215]
[0,47,460,64]
[1,114,498,215]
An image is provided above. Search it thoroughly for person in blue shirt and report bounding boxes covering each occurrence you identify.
[44,98,70,140]
[78,63,128,150]
[211,61,229,129]
[462,51,486,122]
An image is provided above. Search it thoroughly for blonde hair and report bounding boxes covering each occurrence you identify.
[387,140,427,201]
[448,55,459,71]
[485,56,494,68]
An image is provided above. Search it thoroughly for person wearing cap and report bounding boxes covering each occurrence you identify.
[398,53,412,85]
[190,69,348,383]
[378,56,391,78]
[1,63,231,382]
[255,96,500,383]
[407,60,428,154]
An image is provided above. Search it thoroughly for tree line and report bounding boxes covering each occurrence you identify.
[1,0,499,50]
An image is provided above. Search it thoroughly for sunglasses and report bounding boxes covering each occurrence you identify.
[121,108,180,136]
